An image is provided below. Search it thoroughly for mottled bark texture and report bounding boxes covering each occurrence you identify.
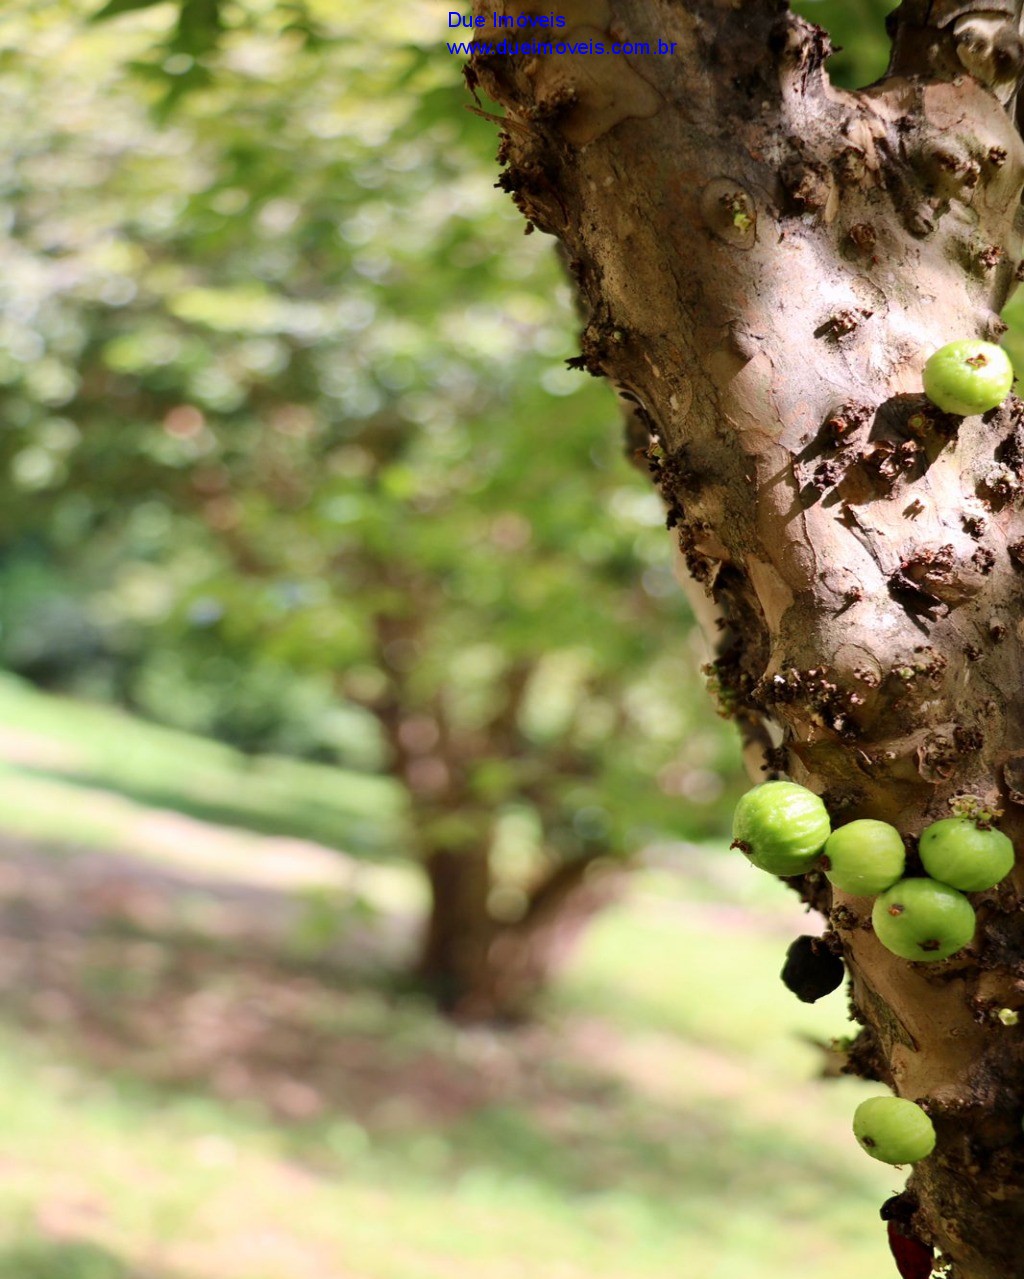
[471,2,1024,1274]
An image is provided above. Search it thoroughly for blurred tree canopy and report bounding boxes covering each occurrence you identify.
[0,0,918,1015]
[0,1,749,1015]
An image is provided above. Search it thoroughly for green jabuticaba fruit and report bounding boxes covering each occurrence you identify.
[853,1096,936,1165]
[918,817,1015,893]
[922,339,1013,416]
[872,878,975,962]
[822,819,905,896]
[731,781,830,876]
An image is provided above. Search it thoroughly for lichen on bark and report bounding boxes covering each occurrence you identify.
[469,2,1024,1274]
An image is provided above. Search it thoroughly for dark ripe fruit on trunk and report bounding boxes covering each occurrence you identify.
[781,934,845,1003]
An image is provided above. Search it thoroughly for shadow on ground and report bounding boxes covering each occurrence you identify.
[0,836,878,1226]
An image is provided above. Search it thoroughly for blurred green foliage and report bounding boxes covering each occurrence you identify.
[0,0,748,957]
[2,0,1012,944]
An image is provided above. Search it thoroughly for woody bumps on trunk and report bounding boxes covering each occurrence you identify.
[467,2,1024,1275]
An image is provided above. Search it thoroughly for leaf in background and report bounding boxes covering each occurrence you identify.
[90,0,172,22]
[170,0,224,57]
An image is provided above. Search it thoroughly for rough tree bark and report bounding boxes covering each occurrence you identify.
[470,1,1024,1274]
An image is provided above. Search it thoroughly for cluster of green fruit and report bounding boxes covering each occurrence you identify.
[732,781,1014,962]
[732,780,1017,1167]
[725,348,1017,1175]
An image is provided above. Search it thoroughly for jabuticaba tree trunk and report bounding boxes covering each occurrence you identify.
[419,847,496,1017]
[375,620,622,1022]
[470,2,1024,1274]
[418,847,621,1021]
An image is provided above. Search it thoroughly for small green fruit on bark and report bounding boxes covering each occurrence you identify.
[872,878,976,962]
[918,817,1015,892]
[853,1096,936,1165]
[731,781,830,876]
[822,819,905,896]
[922,339,1014,416]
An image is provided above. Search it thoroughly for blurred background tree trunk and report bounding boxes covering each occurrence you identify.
[375,611,629,1022]
[418,846,621,1021]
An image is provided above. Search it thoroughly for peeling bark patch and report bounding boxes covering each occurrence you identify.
[889,543,989,617]
[979,462,1021,507]
[858,981,919,1054]
[815,308,874,342]
[494,154,569,236]
[780,156,837,219]
[848,222,878,255]
[859,439,925,494]
[917,734,958,783]
[824,401,873,445]
[757,666,864,741]
[1002,756,1024,805]
[699,178,756,248]
[522,27,661,146]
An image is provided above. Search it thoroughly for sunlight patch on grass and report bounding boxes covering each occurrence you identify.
[556,870,852,1078]
[0,673,405,858]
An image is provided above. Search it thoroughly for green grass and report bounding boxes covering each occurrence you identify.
[0,1241,132,1279]
[0,676,899,1279]
[0,671,406,857]
[557,866,852,1074]
[0,980,893,1279]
